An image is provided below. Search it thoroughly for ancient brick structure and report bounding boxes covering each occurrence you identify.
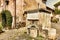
[0,0,24,28]
[0,0,52,28]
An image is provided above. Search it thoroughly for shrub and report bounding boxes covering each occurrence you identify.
[54,2,60,7]
[1,10,6,27]
[5,10,12,28]
[1,10,12,28]
[55,8,60,14]
[51,17,59,23]
[0,13,2,22]
[35,35,44,40]
[0,22,3,32]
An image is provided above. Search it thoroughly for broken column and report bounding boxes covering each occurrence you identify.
[39,10,51,30]
[27,24,38,38]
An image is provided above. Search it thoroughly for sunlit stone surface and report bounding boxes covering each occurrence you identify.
[58,6,60,10]
[39,12,51,28]
[48,28,56,40]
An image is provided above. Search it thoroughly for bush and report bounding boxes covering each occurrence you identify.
[1,10,6,27]
[1,10,12,28]
[5,10,12,28]
[35,35,44,40]
[51,17,59,23]
[0,22,3,32]
[55,8,60,14]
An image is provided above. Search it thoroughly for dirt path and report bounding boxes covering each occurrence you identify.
[0,27,27,40]
[52,23,60,35]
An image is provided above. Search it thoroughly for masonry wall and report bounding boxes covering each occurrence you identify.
[16,0,23,23]
[0,0,51,28]
[26,12,51,28]
[39,12,51,28]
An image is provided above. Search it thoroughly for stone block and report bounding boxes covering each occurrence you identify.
[27,24,38,38]
[48,28,56,40]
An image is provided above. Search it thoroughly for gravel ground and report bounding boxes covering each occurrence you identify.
[52,23,60,35]
[0,23,60,40]
[52,23,60,40]
[0,27,27,40]
[0,27,45,40]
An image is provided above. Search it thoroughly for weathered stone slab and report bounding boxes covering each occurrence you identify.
[48,28,56,40]
[27,24,38,38]
[30,29,37,37]
[24,0,38,11]
[39,12,51,28]
[27,12,39,20]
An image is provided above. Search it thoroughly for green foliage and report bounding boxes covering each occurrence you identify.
[5,10,12,27]
[51,17,59,23]
[18,33,44,40]
[35,35,44,40]
[55,8,60,14]
[0,22,3,31]
[1,10,6,27]
[54,2,60,7]
[1,10,12,28]
[0,14,2,22]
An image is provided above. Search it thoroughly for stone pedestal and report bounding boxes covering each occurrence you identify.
[30,28,37,37]
[48,28,56,40]
[40,12,51,28]
[27,24,38,38]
